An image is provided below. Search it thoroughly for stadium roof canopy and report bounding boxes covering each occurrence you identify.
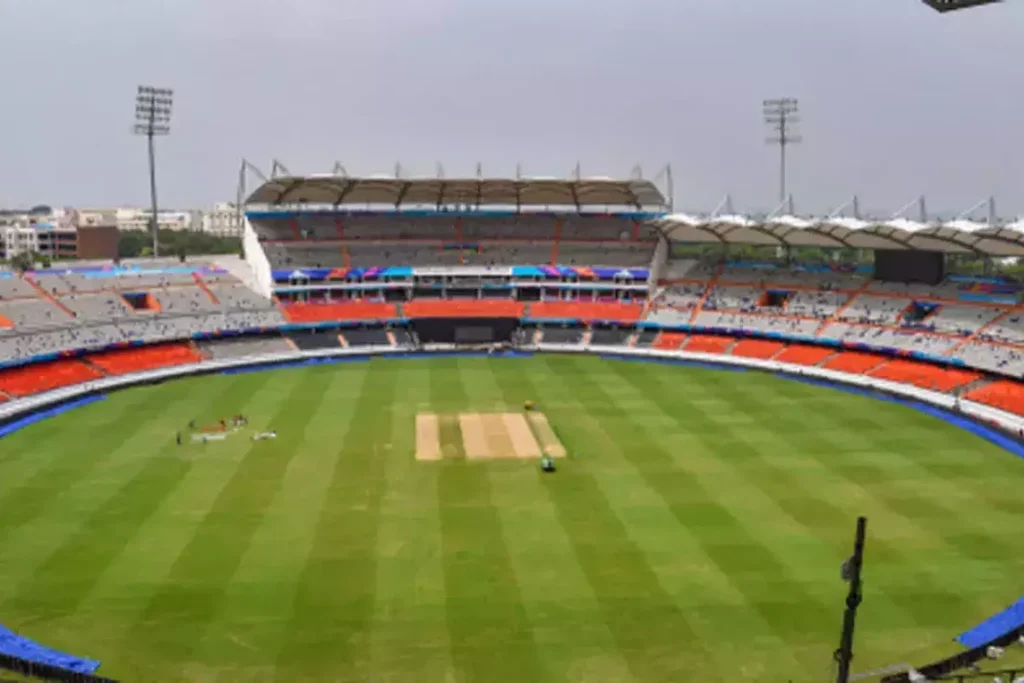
[245,176,667,210]
[651,213,1024,257]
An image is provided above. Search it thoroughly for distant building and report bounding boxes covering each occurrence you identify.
[201,202,242,237]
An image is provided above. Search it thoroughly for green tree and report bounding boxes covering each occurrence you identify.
[9,252,34,272]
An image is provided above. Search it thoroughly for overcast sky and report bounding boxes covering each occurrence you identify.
[0,0,1021,217]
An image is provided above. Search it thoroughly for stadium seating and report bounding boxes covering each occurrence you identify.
[652,331,687,350]
[822,351,888,374]
[0,359,102,397]
[531,301,643,322]
[340,327,392,346]
[87,344,204,375]
[282,301,399,323]
[773,345,836,367]
[403,300,525,318]
[965,380,1024,417]
[730,339,785,360]
[682,334,733,354]
[198,336,293,360]
[289,330,345,351]
[867,359,980,392]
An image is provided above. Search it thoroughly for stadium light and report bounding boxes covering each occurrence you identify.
[922,0,1001,12]
[763,98,801,204]
[133,85,174,258]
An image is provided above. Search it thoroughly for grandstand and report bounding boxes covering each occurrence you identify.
[4,173,1024,680]
[0,177,1022,415]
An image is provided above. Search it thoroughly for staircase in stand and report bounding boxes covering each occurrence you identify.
[192,273,221,305]
[814,281,872,336]
[945,307,1019,357]
[689,264,723,324]
[23,276,75,318]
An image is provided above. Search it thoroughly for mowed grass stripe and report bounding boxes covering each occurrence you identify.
[183,366,372,682]
[676,368,1007,635]
[366,364,453,682]
[553,357,833,674]
[0,381,247,598]
[517,359,752,681]
[0,373,275,630]
[464,360,636,682]
[128,368,335,666]
[273,360,398,680]
[0,392,150,487]
[60,372,303,680]
[435,360,547,682]
[0,383,193,545]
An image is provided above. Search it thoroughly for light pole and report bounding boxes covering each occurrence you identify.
[133,85,173,258]
[764,98,801,203]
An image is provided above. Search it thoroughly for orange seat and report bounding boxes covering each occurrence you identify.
[730,339,784,360]
[530,301,643,322]
[966,381,1024,416]
[822,351,888,374]
[652,332,687,350]
[774,345,835,367]
[88,344,202,375]
[283,301,398,323]
[682,334,733,354]
[869,359,980,392]
[0,360,103,397]
[404,300,525,318]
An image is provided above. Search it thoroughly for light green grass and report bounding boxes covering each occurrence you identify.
[0,355,1022,683]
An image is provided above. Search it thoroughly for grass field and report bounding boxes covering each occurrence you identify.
[0,355,1022,683]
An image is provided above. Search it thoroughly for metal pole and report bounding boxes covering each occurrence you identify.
[836,516,867,683]
[147,129,160,258]
[779,140,787,205]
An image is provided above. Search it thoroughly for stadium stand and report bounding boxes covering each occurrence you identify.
[965,380,1024,416]
[730,339,785,360]
[652,331,687,350]
[682,334,734,353]
[282,301,399,323]
[531,301,643,322]
[0,359,102,397]
[87,344,204,375]
[198,336,293,360]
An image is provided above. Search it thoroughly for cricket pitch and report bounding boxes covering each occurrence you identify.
[415,411,565,461]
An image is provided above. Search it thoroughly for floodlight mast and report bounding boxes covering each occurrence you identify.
[133,85,173,258]
[764,98,801,204]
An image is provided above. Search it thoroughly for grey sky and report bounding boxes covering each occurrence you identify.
[1,0,1021,217]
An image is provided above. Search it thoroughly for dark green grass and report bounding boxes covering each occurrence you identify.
[0,356,1022,683]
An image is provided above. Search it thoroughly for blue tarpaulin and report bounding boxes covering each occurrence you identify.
[0,624,100,674]
[957,597,1024,648]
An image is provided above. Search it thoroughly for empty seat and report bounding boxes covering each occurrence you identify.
[652,332,687,350]
[87,343,203,375]
[0,360,102,397]
[774,345,835,367]
[682,334,733,354]
[282,301,399,323]
[965,381,1024,416]
[822,351,888,374]
[404,300,525,318]
[868,360,980,393]
[530,301,643,323]
[730,339,784,359]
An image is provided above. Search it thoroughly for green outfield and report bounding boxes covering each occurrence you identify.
[0,355,1022,682]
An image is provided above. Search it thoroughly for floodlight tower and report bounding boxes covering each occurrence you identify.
[764,98,801,204]
[133,85,173,258]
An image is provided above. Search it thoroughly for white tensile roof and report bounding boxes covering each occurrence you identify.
[650,213,1024,256]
